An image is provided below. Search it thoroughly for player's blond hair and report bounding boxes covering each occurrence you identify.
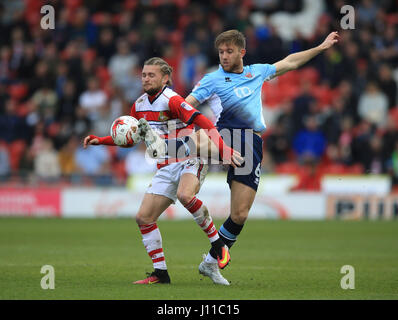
[144,57,173,86]
[215,30,246,50]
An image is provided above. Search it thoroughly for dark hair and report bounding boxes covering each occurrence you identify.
[144,57,173,86]
[214,30,246,50]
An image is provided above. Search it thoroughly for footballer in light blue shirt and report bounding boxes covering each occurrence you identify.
[185,29,339,278]
[190,63,276,133]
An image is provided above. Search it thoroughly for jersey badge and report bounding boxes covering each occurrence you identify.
[181,102,193,111]
[158,111,169,122]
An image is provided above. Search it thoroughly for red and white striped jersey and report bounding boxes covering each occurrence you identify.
[129,86,200,140]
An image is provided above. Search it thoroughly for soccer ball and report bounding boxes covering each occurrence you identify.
[110,115,141,146]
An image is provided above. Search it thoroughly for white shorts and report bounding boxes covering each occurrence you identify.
[146,158,208,203]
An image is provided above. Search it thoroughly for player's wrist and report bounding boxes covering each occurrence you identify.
[97,136,115,145]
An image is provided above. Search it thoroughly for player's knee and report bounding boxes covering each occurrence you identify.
[231,209,249,225]
[177,191,195,207]
[135,211,155,225]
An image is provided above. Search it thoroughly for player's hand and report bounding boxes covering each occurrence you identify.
[230,149,244,168]
[222,148,243,168]
[319,31,339,50]
[83,135,99,149]
[120,130,135,148]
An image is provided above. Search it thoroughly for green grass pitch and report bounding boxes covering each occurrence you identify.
[0,218,397,300]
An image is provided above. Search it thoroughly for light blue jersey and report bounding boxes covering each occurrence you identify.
[190,64,276,132]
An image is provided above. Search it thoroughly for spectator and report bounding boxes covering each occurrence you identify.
[337,80,359,123]
[0,83,9,114]
[0,99,28,142]
[95,28,116,65]
[29,60,54,95]
[33,138,61,181]
[0,46,12,84]
[0,142,10,179]
[358,82,389,127]
[108,39,139,87]
[58,135,79,178]
[1,0,398,184]
[364,135,385,174]
[382,117,398,162]
[16,43,37,82]
[387,140,398,188]
[357,0,379,27]
[78,77,107,122]
[68,7,97,46]
[10,27,25,72]
[30,82,58,123]
[375,24,398,67]
[117,65,142,104]
[73,107,91,138]
[292,80,317,135]
[351,120,375,170]
[180,42,207,94]
[57,79,78,121]
[139,11,159,43]
[377,63,397,109]
[322,97,346,144]
[338,116,355,165]
[125,143,157,175]
[266,122,291,164]
[74,142,111,177]
[55,62,69,99]
[293,115,326,163]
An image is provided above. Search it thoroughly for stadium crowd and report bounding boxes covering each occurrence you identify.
[0,0,398,190]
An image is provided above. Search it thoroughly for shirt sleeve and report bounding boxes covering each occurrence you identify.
[168,95,201,124]
[189,74,214,104]
[253,63,277,81]
[129,102,138,118]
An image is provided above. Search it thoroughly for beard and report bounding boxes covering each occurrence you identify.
[222,59,242,73]
[144,86,162,96]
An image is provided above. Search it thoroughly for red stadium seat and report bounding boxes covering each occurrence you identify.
[275,162,301,174]
[311,85,335,108]
[262,82,284,107]
[8,84,28,101]
[91,12,107,25]
[346,164,364,174]
[64,0,82,10]
[124,0,139,11]
[8,140,26,171]
[96,66,111,87]
[277,69,300,87]
[83,49,97,62]
[279,83,300,100]
[389,108,398,125]
[299,67,320,86]
[319,163,347,175]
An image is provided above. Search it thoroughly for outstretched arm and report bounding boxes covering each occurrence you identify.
[273,31,339,77]
[83,134,135,148]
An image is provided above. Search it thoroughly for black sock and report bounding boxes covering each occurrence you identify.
[210,238,225,258]
[210,216,244,259]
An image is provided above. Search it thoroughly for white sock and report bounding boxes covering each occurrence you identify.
[185,197,220,244]
[205,252,218,264]
[139,223,167,270]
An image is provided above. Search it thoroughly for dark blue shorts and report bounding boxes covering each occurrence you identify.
[219,128,263,192]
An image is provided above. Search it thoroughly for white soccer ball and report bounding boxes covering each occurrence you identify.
[110,115,141,146]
